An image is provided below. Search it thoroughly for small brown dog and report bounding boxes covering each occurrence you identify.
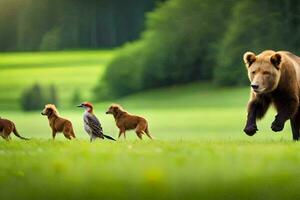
[106,104,152,140]
[0,117,29,141]
[41,104,76,140]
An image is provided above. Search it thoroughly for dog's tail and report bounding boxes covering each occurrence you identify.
[13,126,29,140]
[103,134,116,141]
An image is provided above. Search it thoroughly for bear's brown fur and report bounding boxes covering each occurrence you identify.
[243,50,300,140]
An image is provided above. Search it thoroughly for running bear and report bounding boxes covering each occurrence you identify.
[243,50,300,140]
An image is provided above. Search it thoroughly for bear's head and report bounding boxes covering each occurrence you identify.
[243,51,282,94]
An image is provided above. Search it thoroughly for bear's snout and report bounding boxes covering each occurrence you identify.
[251,84,259,90]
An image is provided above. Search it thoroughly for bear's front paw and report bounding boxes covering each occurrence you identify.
[244,124,258,136]
[271,120,284,132]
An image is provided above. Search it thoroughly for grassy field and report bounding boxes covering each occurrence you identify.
[0,50,114,110]
[2,140,300,200]
[1,51,300,199]
[1,83,292,141]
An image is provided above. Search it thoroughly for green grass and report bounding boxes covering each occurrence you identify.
[1,82,298,200]
[2,140,300,200]
[1,51,300,199]
[0,50,114,110]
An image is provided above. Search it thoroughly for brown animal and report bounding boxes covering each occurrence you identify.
[41,104,76,140]
[243,50,300,140]
[106,104,152,140]
[0,117,29,141]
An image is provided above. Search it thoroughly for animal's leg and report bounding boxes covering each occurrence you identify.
[244,97,271,136]
[90,135,97,142]
[118,130,122,139]
[136,123,147,140]
[136,132,142,140]
[62,125,72,140]
[63,132,72,140]
[2,132,11,141]
[52,130,57,140]
[0,129,7,140]
[144,130,152,139]
[135,129,143,140]
[0,130,4,140]
[118,128,126,140]
[3,128,12,141]
[143,126,152,139]
[1,135,9,141]
[272,95,299,132]
[70,130,76,139]
[290,111,300,141]
[290,119,299,141]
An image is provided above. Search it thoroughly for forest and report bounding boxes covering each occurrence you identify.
[0,0,161,51]
[0,0,299,97]
[98,0,300,97]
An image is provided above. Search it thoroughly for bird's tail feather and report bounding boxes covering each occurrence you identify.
[103,134,116,141]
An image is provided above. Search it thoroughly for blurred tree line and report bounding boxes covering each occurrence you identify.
[20,84,83,111]
[0,0,162,51]
[98,0,300,98]
[21,84,59,111]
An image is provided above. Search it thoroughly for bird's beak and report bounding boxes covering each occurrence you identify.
[77,105,83,108]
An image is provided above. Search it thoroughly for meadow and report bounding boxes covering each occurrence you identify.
[1,51,300,200]
[0,50,114,110]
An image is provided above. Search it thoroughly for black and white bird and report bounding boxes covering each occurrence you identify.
[77,102,115,142]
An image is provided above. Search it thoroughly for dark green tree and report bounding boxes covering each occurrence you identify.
[214,0,300,85]
[21,83,46,111]
[98,0,235,98]
[0,0,160,51]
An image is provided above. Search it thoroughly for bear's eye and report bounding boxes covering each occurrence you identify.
[251,71,256,75]
[263,71,270,75]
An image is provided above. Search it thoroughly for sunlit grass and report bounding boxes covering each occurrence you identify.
[0,50,114,110]
[0,51,299,199]
[1,139,300,200]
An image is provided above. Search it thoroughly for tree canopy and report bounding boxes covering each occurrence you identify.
[0,0,160,51]
[98,0,300,98]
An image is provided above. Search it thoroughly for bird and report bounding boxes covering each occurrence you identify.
[77,102,116,142]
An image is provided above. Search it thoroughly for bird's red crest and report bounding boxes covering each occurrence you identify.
[83,102,93,108]
[83,102,94,113]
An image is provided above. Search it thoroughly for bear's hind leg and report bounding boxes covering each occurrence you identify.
[272,95,299,132]
[290,112,300,141]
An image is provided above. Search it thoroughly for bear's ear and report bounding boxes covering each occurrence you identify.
[243,52,256,67]
[270,53,281,69]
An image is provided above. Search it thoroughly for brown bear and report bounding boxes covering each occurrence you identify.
[243,50,300,140]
